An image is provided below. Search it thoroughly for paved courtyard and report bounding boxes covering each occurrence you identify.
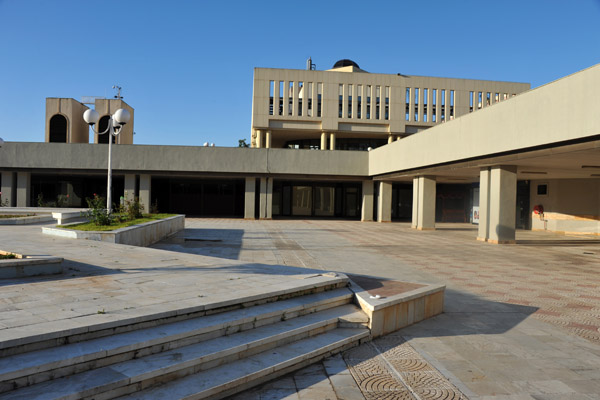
[1,218,600,399]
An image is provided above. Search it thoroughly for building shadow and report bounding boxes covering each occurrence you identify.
[151,228,246,260]
[0,258,124,287]
[397,288,537,338]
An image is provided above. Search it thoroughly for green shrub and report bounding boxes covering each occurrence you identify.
[83,194,114,226]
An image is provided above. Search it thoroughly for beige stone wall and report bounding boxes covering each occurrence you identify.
[93,99,135,144]
[530,179,600,235]
[45,98,90,143]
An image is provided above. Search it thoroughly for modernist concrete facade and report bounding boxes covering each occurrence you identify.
[1,62,599,242]
[251,60,530,150]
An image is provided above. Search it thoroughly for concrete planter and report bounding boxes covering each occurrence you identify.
[42,215,185,247]
[0,251,63,279]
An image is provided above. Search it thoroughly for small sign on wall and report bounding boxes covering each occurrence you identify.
[472,206,480,224]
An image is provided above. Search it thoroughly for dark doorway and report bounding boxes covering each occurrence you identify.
[516,180,531,230]
[49,114,67,143]
[391,183,412,221]
[436,184,471,222]
[272,181,361,219]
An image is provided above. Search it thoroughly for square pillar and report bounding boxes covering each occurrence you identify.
[361,180,374,221]
[244,177,256,219]
[1,171,15,207]
[255,130,262,149]
[259,177,273,219]
[16,172,31,207]
[124,174,136,202]
[411,177,420,229]
[477,168,491,241]
[377,181,392,222]
[412,176,436,230]
[320,132,327,150]
[487,166,517,244]
[329,133,336,150]
[139,174,151,213]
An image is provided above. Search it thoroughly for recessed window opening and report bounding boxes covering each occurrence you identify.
[422,88,428,122]
[357,85,362,119]
[298,82,303,116]
[486,92,491,106]
[494,93,499,103]
[376,86,381,120]
[450,90,454,119]
[269,80,274,115]
[317,83,322,117]
[537,184,548,196]
[432,89,437,122]
[307,82,313,117]
[348,84,353,118]
[338,84,343,118]
[469,91,474,112]
[440,89,445,121]
[288,82,294,115]
[414,88,419,121]
[49,114,67,143]
[478,92,483,109]
[384,86,390,120]
[279,81,284,115]
[366,85,371,119]
[405,88,410,121]
[98,115,115,144]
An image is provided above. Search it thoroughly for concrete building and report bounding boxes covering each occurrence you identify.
[251,59,529,150]
[1,62,599,242]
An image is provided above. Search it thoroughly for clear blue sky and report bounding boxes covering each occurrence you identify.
[1,0,599,147]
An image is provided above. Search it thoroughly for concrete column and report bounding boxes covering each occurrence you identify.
[411,177,420,229]
[265,131,272,149]
[124,174,136,202]
[361,180,374,222]
[259,177,273,219]
[255,130,263,149]
[329,133,336,150]
[320,132,327,150]
[477,168,491,241]
[139,174,151,212]
[412,176,436,230]
[16,172,31,207]
[244,177,256,219]
[487,166,517,244]
[388,135,393,144]
[377,181,392,222]
[1,171,15,207]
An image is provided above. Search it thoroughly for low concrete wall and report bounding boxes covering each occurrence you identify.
[0,251,63,279]
[0,213,54,225]
[42,215,185,247]
[351,281,445,338]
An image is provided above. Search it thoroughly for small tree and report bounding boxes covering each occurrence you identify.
[238,138,249,148]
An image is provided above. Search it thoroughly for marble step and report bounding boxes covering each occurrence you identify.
[119,328,370,400]
[0,276,349,358]
[1,305,368,400]
[0,287,354,393]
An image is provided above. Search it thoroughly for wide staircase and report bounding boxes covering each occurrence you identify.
[0,278,369,399]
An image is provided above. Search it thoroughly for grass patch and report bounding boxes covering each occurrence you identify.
[60,214,177,231]
[0,253,17,259]
[0,214,35,219]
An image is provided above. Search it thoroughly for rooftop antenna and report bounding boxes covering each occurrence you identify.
[306,57,316,71]
[112,85,123,100]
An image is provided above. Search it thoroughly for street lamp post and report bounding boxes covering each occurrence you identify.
[83,108,131,214]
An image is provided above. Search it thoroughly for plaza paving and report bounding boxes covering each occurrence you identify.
[1,218,600,399]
